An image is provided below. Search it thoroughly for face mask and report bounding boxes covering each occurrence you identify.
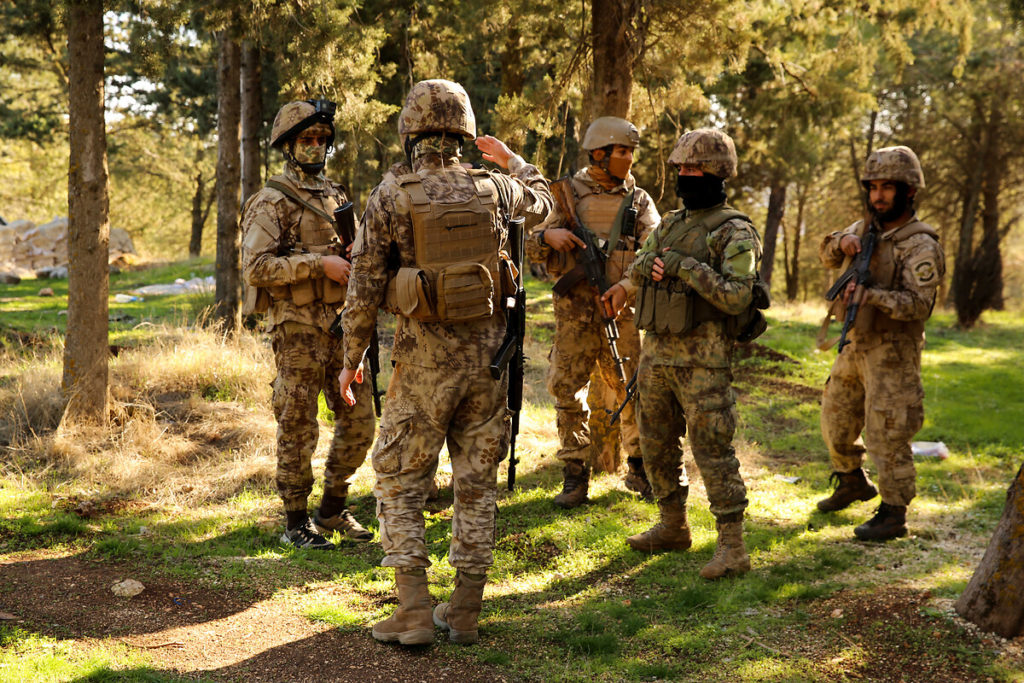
[291,141,327,173]
[607,155,632,181]
[675,174,726,209]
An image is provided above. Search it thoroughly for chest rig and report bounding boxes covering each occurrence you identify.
[636,207,767,340]
[383,169,512,322]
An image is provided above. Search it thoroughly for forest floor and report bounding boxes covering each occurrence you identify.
[2,261,1024,681]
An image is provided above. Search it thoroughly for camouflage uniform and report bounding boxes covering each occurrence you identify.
[626,129,758,579]
[242,107,375,525]
[342,99,551,573]
[526,169,659,470]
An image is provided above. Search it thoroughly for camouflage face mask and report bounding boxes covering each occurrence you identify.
[293,140,327,167]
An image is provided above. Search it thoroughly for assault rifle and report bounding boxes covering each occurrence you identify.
[608,369,639,426]
[549,179,629,384]
[490,213,527,491]
[328,201,383,416]
[825,218,878,354]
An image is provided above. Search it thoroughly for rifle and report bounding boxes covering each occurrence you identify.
[825,218,878,353]
[608,369,639,426]
[490,213,527,491]
[549,179,629,384]
[328,201,383,416]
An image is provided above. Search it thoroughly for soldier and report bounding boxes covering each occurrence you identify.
[817,146,944,541]
[338,79,551,646]
[626,128,767,580]
[525,116,661,508]
[241,99,375,550]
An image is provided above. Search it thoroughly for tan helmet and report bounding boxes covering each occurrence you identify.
[582,116,640,150]
[397,79,476,145]
[861,146,925,189]
[270,99,337,149]
[668,128,738,179]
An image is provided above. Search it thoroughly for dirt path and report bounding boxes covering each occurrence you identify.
[1,550,513,682]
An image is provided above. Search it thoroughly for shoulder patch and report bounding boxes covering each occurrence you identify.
[912,259,937,285]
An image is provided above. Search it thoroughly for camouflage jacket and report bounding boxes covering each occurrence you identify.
[241,164,347,332]
[525,167,660,301]
[819,212,944,346]
[629,203,760,368]
[342,154,551,370]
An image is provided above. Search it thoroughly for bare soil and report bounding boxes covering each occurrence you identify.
[1,550,513,682]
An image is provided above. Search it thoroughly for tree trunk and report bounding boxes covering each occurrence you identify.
[955,463,1024,638]
[590,0,638,119]
[240,39,262,206]
[189,169,206,258]
[214,31,242,333]
[62,0,109,424]
[786,183,808,302]
[760,181,786,285]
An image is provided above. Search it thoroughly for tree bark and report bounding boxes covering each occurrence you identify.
[785,183,808,301]
[955,463,1024,638]
[240,40,262,206]
[189,169,207,258]
[760,181,786,286]
[590,0,639,119]
[62,0,109,424]
[214,31,242,333]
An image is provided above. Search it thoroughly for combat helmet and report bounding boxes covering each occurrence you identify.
[397,79,476,147]
[270,99,337,149]
[582,117,640,151]
[668,128,737,179]
[861,146,925,189]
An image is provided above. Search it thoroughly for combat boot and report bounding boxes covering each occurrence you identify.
[314,493,372,542]
[432,570,487,644]
[854,502,907,541]
[816,468,878,512]
[626,488,692,552]
[553,459,590,509]
[372,567,434,645]
[623,457,654,502]
[699,518,751,580]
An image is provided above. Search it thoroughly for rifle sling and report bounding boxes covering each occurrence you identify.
[552,265,587,295]
[604,189,636,254]
[265,179,337,225]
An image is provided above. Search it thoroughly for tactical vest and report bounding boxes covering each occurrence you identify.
[547,177,639,284]
[838,219,940,337]
[636,207,769,341]
[383,169,514,322]
[242,173,346,314]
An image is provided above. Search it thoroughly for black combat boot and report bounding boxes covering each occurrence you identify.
[854,502,907,541]
[623,457,654,502]
[553,459,590,508]
[817,468,878,512]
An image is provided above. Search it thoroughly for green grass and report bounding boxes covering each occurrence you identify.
[2,263,1024,681]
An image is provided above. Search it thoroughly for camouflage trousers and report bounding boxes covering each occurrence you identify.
[821,336,924,506]
[636,359,747,519]
[271,321,375,512]
[546,292,641,468]
[372,363,509,573]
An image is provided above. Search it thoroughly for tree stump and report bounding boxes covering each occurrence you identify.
[955,463,1024,638]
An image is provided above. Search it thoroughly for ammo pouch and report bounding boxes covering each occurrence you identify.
[726,278,771,343]
[285,243,345,307]
[384,261,501,322]
[636,279,694,334]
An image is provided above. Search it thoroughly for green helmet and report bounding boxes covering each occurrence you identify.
[582,116,640,150]
[397,79,476,146]
[861,146,925,189]
[270,99,337,149]
[668,128,737,179]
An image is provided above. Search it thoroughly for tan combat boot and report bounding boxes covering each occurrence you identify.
[816,468,878,512]
[623,457,654,502]
[699,518,751,580]
[626,489,692,552]
[553,459,590,509]
[372,567,434,645]
[432,570,487,644]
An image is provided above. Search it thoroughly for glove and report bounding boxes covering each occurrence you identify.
[659,252,699,283]
[631,251,657,281]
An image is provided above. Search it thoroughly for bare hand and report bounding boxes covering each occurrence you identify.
[544,227,586,253]
[840,234,862,257]
[337,365,364,407]
[600,283,628,318]
[842,280,867,307]
[475,135,514,169]
[322,255,352,285]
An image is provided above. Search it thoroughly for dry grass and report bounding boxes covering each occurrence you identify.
[1,325,279,507]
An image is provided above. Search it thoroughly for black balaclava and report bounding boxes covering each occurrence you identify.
[867,181,913,222]
[676,173,727,210]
